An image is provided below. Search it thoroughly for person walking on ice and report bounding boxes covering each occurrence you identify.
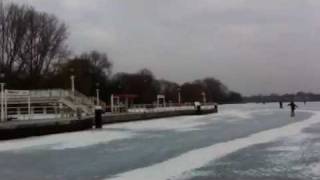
[279,101,283,109]
[288,101,298,117]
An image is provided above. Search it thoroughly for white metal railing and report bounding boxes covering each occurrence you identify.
[128,103,217,113]
[29,89,69,98]
[0,89,100,121]
[73,90,94,105]
[128,106,193,113]
[3,103,73,121]
[1,88,218,121]
[73,90,106,108]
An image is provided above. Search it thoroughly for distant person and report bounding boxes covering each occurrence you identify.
[288,101,298,117]
[279,101,283,109]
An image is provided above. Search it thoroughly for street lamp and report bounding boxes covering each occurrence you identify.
[96,83,100,106]
[201,91,206,104]
[177,87,181,105]
[0,73,5,122]
[70,68,75,96]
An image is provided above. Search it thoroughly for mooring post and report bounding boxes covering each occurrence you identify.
[94,106,103,129]
[197,105,202,114]
[194,101,202,115]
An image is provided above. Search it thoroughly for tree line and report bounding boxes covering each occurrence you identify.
[245,92,320,103]
[0,2,243,104]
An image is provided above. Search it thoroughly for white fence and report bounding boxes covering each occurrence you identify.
[128,103,217,113]
[0,89,98,122]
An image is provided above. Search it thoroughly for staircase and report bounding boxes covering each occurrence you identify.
[61,91,96,115]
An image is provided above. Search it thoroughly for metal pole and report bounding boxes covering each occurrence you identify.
[4,90,7,120]
[202,92,206,104]
[111,94,114,113]
[70,75,75,96]
[0,83,4,122]
[96,89,100,106]
[28,95,31,120]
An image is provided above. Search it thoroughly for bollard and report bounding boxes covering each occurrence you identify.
[94,106,103,129]
[214,104,218,113]
[196,105,202,114]
[194,101,202,115]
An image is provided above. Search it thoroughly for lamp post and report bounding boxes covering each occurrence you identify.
[70,68,75,97]
[96,83,100,106]
[177,87,181,105]
[0,73,5,122]
[201,91,206,104]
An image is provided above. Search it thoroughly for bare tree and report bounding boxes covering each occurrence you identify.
[79,51,112,75]
[0,2,68,83]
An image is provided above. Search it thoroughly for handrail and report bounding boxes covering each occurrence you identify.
[128,103,217,113]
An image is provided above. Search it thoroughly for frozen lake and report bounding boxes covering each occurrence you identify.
[0,103,320,180]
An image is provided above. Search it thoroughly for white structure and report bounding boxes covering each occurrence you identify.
[5,90,31,120]
[96,89,100,106]
[201,92,207,104]
[110,94,137,113]
[157,94,166,107]
[70,75,75,97]
[110,94,120,113]
[0,89,104,121]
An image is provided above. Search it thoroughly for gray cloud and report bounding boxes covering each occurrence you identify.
[7,0,320,95]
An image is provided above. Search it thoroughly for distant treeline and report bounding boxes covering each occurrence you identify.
[0,2,243,104]
[244,92,320,103]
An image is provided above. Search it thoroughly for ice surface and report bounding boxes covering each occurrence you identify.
[1,103,320,180]
[310,163,320,176]
[0,104,287,152]
[0,130,134,151]
[110,105,265,132]
[0,115,214,151]
[0,104,260,152]
[108,111,320,180]
[106,115,213,132]
[0,114,224,151]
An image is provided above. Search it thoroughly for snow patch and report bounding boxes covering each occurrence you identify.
[217,109,253,120]
[0,109,253,151]
[106,115,213,132]
[267,146,302,152]
[0,130,134,151]
[310,163,320,176]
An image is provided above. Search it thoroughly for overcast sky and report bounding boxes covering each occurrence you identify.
[7,0,320,95]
